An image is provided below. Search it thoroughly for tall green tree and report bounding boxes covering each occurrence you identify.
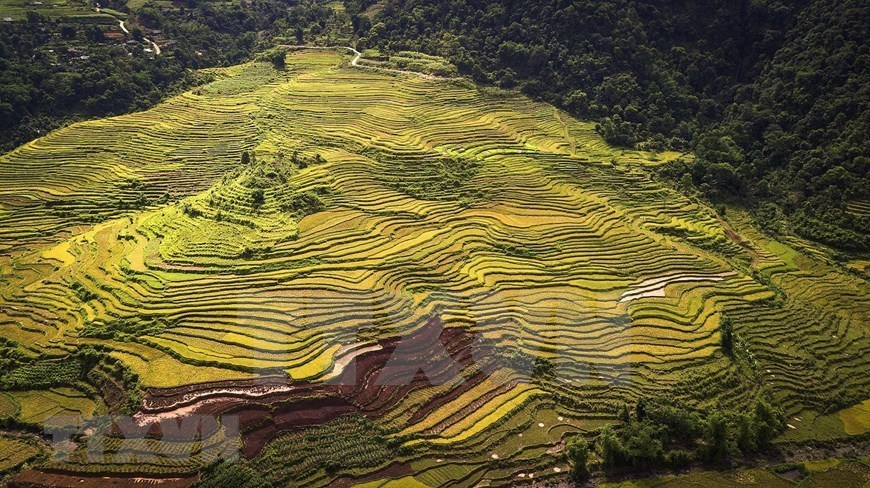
[566,437,590,481]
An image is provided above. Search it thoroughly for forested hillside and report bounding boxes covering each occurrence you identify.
[709,0,868,250]
[0,0,344,152]
[346,0,869,252]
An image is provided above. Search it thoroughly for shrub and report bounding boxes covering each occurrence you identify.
[720,314,734,356]
[566,436,590,481]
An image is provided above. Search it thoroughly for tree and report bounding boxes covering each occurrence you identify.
[262,49,286,70]
[251,189,265,207]
[85,25,106,42]
[752,398,784,448]
[566,437,590,481]
[703,410,733,465]
[695,132,744,167]
[241,150,251,164]
[720,314,734,356]
[130,25,144,41]
[618,403,631,423]
[564,90,589,114]
[598,426,629,468]
[635,397,647,422]
[60,25,77,40]
[735,412,756,453]
[623,422,664,467]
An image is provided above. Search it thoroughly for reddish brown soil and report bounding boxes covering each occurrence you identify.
[19,315,506,485]
[228,315,501,457]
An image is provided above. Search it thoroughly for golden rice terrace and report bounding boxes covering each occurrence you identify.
[0,49,867,487]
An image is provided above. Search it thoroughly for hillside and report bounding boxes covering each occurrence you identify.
[0,49,867,486]
[3,0,866,254]
[348,0,869,253]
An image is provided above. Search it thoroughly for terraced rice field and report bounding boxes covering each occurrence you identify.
[0,436,41,475]
[0,0,116,21]
[599,457,870,488]
[0,49,867,486]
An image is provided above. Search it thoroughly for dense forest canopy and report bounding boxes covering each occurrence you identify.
[346,0,869,252]
[0,0,343,153]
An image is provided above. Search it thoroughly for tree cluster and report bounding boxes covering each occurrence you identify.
[570,396,786,477]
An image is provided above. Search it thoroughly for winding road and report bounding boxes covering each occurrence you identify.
[117,18,161,55]
[277,45,462,81]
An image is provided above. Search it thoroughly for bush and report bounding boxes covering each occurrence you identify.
[261,49,286,70]
[703,411,734,465]
[251,189,265,207]
[599,426,629,468]
[566,437,590,481]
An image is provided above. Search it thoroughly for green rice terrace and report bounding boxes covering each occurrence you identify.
[0,48,867,486]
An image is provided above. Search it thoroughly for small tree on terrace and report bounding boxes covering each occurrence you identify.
[566,436,590,482]
[703,410,734,465]
[262,49,286,70]
[720,314,734,356]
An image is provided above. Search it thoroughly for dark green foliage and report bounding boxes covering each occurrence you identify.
[280,191,325,218]
[596,397,786,473]
[383,155,482,202]
[70,281,96,302]
[736,412,757,453]
[618,403,631,424]
[635,397,647,422]
[718,0,868,250]
[566,436,590,481]
[492,348,563,380]
[492,346,535,375]
[703,410,734,465]
[0,22,191,153]
[599,425,630,468]
[260,49,286,70]
[347,0,808,150]
[493,242,533,258]
[292,152,326,170]
[181,202,203,218]
[752,398,786,448]
[530,356,555,380]
[645,402,704,443]
[664,449,694,468]
[622,421,665,467]
[245,414,397,485]
[251,189,266,207]
[79,317,170,342]
[0,339,28,373]
[0,358,83,390]
[348,0,868,251]
[240,151,251,165]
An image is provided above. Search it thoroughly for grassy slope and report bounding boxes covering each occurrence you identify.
[0,49,866,485]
